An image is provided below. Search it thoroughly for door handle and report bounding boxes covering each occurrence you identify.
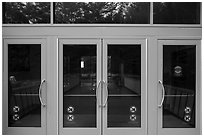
[96,80,103,107]
[39,79,46,107]
[102,80,108,108]
[158,80,165,108]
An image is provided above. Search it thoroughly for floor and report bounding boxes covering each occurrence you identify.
[63,82,141,127]
[9,107,41,127]
[9,83,194,128]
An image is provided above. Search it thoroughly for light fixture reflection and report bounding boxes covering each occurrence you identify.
[81,60,84,68]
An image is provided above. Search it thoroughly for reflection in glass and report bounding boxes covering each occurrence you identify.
[63,97,96,127]
[55,2,150,24]
[108,97,141,127]
[63,45,96,127]
[8,44,41,127]
[3,2,50,24]
[107,45,141,127]
[153,2,200,24]
[163,45,196,128]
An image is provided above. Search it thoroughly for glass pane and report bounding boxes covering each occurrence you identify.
[163,45,196,128]
[63,45,96,127]
[3,2,50,24]
[107,45,141,127]
[153,2,200,24]
[55,2,150,24]
[8,44,41,127]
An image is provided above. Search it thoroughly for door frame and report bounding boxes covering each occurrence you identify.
[157,40,201,135]
[102,38,147,135]
[2,38,47,135]
[58,38,102,135]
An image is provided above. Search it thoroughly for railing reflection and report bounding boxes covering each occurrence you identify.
[9,80,41,125]
[163,85,195,127]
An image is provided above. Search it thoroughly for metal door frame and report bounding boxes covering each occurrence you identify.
[2,38,47,135]
[102,38,147,135]
[157,40,201,135]
[58,38,102,135]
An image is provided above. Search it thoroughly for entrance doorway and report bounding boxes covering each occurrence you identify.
[58,39,147,135]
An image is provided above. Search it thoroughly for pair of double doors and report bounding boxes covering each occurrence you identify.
[58,38,147,135]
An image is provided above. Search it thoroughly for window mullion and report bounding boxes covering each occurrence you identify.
[150,2,153,25]
[51,2,54,25]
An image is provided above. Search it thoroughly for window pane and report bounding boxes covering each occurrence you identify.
[107,45,141,127]
[153,2,200,24]
[3,2,50,24]
[63,45,97,127]
[8,44,41,127]
[55,2,150,24]
[163,45,196,128]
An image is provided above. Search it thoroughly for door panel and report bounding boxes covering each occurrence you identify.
[63,44,97,128]
[108,96,141,127]
[8,44,42,127]
[107,45,141,128]
[103,39,147,135]
[58,39,101,135]
[157,40,201,135]
[3,39,47,135]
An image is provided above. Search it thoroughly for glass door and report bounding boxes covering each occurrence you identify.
[3,39,47,134]
[157,40,201,134]
[58,39,102,135]
[102,39,147,135]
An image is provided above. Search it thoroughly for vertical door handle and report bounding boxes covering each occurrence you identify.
[96,80,102,107]
[102,80,108,108]
[39,79,46,107]
[158,80,165,108]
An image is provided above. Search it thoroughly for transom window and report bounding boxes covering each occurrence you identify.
[2,2,201,25]
[3,2,50,24]
[54,2,150,24]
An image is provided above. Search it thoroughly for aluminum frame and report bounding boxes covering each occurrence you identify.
[58,39,102,135]
[102,39,147,135]
[2,38,47,135]
[157,40,202,135]
[2,26,202,135]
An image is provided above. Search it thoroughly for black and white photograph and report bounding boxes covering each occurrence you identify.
[1,1,202,135]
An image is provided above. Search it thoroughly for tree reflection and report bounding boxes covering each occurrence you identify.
[153,2,200,24]
[54,2,150,24]
[3,2,50,24]
[3,2,150,24]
